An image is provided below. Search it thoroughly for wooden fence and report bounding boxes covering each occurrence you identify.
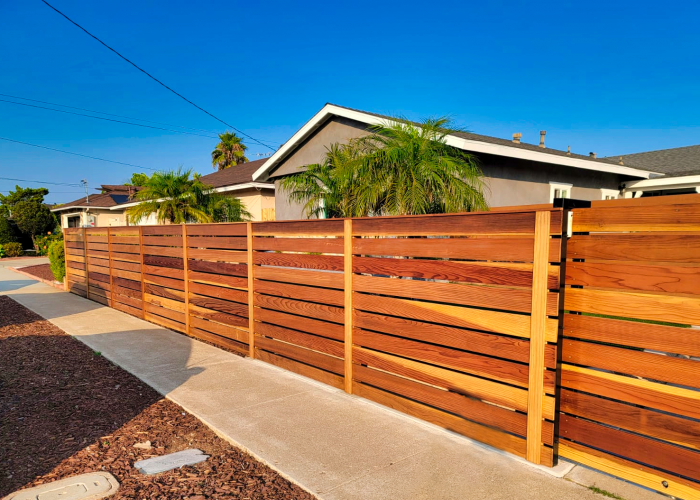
[559,194,700,500]
[65,206,562,467]
[64,196,700,498]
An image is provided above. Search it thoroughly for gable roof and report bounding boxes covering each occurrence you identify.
[198,158,273,189]
[252,103,659,181]
[608,145,700,178]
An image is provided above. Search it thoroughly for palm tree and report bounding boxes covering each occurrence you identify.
[126,168,250,224]
[211,132,248,170]
[281,116,488,218]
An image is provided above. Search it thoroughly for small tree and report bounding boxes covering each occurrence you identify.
[13,201,55,247]
[211,132,248,170]
[0,217,20,245]
[125,172,150,186]
[0,186,49,218]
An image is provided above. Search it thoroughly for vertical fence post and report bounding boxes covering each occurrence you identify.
[526,210,551,464]
[343,218,353,394]
[182,224,190,335]
[107,228,114,307]
[139,226,146,319]
[247,221,255,358]
[83,227,90,299]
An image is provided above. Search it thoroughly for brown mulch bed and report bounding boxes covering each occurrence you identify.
[15,263,56,282]
[0,295,315,500]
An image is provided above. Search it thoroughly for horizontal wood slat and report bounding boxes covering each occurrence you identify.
[572,203,700,232]
[567,233,700,263]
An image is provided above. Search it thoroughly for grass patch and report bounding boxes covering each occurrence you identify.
[588,486,624,499]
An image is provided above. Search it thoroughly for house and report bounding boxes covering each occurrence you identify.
[52,159,275,228]
[608,145,700,197]
[251,104,660,219]
[51,184,138,228]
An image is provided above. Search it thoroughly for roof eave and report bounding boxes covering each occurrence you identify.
[253,104,659,181]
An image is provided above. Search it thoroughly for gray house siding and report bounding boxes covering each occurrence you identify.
[269,117,632,220]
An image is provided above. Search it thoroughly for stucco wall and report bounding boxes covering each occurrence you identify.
[60,210,127,228]
[274,179,307,220]
[222,188,275,221]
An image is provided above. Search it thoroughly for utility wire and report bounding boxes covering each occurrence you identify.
[40,0,276,151]
[0,92,222,135]
[0,137,159,171]
[0,98,219,139]
[0,176,81,187]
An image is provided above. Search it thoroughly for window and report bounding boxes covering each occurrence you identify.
[601,189,619,200]
[549,182,573,203]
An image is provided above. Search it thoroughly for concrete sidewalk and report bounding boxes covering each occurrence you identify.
[0,261,661,500]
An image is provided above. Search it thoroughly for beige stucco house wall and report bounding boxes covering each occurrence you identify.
[59,209,127,229]
[222,188,275,221]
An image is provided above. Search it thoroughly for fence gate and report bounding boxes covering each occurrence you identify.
[559,195,700,500]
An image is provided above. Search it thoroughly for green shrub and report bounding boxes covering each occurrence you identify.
[34,229,62,256]
[4,242,23,257]
[0,217,19,245]
[48,239,65,282]
[0,244,5,258]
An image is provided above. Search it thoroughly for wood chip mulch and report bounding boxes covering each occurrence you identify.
[15,263,56,282]
[0,295,316,500]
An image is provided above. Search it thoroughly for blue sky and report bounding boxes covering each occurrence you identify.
[1,0,699,204]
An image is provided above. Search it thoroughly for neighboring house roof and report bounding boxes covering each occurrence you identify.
[252,103,659,181]
[199,158,273,189]
[51,187,137,212]
[608,145,700,178]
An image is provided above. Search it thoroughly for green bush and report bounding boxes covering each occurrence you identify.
[34,229,62,256]
[4,242,23,257]
[0,244,5,258]
[0,217,19,245]
[48,239,65,282]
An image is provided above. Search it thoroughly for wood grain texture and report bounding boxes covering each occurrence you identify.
[143,255,184,270]
[256,322,343,357]
[142,245,183,258]
[354,293,558,341]
[143,274,185,291]
[189,326,248,355]
[142,225,182,235]
[188,281,248,303]
[560,414,700,480]
[561,364,700,420]
[185,223,247,236]
[255,349,344,389]
[565,287,700,324]
[351,212,538,236]
[187,248,248,263]
[253,266,343,289]
[562,339,700,389]
[353,274,558,315]
[143,265,184,280]
[255,293,344,323]
[256,308,345,341]
[253,236,343,254]
[353,310,556,367]
[254,280,344,307]
[255,335,344,374]
[353,256,554,288]
[560,388,700,451]
[354,363,531,439]
[254,252,344,272]
[142,235,184,246]
[186,236,247,249]
[113,277,142,291]
[189,316,249,344]
[526,211,551,464]
[568,234,700,263]
[253,219,344,236]
[572,203,700,232]
[188,259,247,278]
[566,261,700,295]
[344,219,353,393]
[353,346,530,413]
[189,304,248,329]
[353,236,562,263]
[559,441,700,500]
[188,271,247,289]
[353,382,529,460]
[561,313,700,357]
[353,328,536,389]
[189,293,248,317]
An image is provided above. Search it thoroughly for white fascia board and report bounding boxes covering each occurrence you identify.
[622,175,700,192]
[252,104,659,181]
[51,206,110,212]
[214,182,274,194]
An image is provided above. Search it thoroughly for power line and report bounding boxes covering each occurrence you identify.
[0,136,159,171]
[0,92,222,135]
[40,0,276,152]
[0,176,81,187]
[0,98,219,139]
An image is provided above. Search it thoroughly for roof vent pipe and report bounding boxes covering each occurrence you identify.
[589,152,597,158]
[512,133,522,144]
[539,131,546,148]
[619,156,624,165]
[567,146,571,155]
